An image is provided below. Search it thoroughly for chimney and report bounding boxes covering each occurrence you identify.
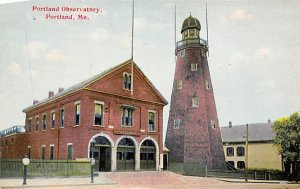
[268,119,271,124]
[33,100,39,105]
[48,91,54,98]
[229,121,232,128]
[58,88,64,93]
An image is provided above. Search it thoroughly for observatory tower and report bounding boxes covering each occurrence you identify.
[165,15,226,169]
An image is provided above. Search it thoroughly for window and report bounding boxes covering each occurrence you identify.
[189,29,194,37]
[67,144,73,160]
[123,73,131,90]
[27,146,31,159]
[28,118,32,133]
[201,50,206,57]
[122,107,133,126]
[148,111,155,131]
[50,145,54,160]
[35,117,39,132]
[237,161,245,169]
[191,63,197,71]
[75,103,80,125]
[51,112,55,129]
[60,108,65,128]
[226,147,234,156]
[41,145,45,160]
[184,31,188,39]
[174,119,181,129]
[177,80,183,90]
[206,80,210,90]
[181,49,185,57]
[237,146,245,156]
[211,120,216,129]
[192,96,199,107]
[227,161,235,169]
[42,114,46,131]
[94,103,104,126]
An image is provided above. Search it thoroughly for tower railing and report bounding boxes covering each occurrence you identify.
[176,38,208,49]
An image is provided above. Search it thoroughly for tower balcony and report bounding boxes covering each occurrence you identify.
[176,38,208,53]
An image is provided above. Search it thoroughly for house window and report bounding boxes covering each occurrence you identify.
[206,80,210,90]
[148,111,155,131]
[50,145,54,160]
[122,107,133,126]
[211,120,216,129]
[177,80,183,90]
[123,73,131,90]
[191,63,197,71]
[28,118,32,133]
[67,144,73,160]
[192,96,199,107]
[75,103,80,125]
[237,161,245,169]
[41,145,45,160]
[227,161,235,169]
[226,147,234,156]
[51,112,55,129]
[237,146,245,156]
[94,103,104,126]
[35,117,39,132]
[60,108,65,128]
[42,114,46,131]
[174,119,181,129]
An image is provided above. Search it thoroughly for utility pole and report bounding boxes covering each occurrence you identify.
[245,123,249,182]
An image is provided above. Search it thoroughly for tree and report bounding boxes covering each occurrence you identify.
[273,112,300,181]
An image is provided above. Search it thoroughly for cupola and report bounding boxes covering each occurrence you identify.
[181,14,201,40]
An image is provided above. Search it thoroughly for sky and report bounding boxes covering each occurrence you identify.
[0,0,299,141]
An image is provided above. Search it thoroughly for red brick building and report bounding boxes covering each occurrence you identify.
[20,59,167,171]
[165,15,226,169]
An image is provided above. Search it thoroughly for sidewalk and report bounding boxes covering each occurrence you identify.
[217,178,288,184]
[0,175,117,189]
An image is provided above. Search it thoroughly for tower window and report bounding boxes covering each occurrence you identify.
[174,119,181,129]
[192,96,199,107]
[184,31,188,39]
[181,49,185,57]
[211,120,216,129]
[206,80,210,90]
[177,80,183,90]
[191,63,197,71]
[189,29,194,36]
[123,73,131,90]
[94,103,104,126]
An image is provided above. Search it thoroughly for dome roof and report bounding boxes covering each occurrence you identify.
[181,15,201,33]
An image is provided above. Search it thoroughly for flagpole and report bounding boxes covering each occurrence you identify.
[131,0,134,96]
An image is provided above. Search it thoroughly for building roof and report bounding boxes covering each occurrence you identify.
[181,15,201,33]
[221,123,275,143]
[23,59,168,112]
[0,125,25,137]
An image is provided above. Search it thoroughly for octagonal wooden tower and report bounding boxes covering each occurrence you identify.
[165,15,226,169]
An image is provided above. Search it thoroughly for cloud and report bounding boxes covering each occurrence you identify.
[255,47,271,57]
[7,63,22,75]
[23,41,47,60]
[230,9,254,21]
[45,49,66,63]
[87,28,109,42]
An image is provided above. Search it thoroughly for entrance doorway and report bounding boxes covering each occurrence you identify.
[90,136,111,172]
[140,140,156,170]
[117,138,135,171]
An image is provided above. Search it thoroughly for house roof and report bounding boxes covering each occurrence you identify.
[23,59,168,112]
[221,123,275,143]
